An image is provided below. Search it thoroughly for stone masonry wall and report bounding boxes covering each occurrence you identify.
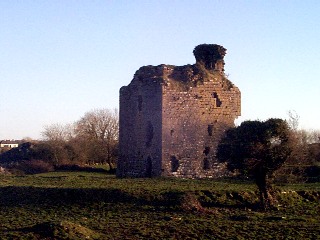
[117,67,163,177]
[161,65,240,178]
[117,44,241,178]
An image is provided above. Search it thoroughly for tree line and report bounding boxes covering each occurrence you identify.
[0,108,119,174]
[41,108,119,169]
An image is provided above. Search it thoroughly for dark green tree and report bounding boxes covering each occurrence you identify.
[217,118,293,209]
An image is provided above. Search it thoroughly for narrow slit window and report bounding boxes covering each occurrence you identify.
[208,125,213,136]
[203,147,210,156]
[212,92,222,107]
[203,158,210,170]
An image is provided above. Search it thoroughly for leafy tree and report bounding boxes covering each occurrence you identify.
[217,118,293,209]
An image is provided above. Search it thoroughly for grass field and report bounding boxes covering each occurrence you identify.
[0,171,319,239]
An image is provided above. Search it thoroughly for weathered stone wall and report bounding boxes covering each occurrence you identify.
[161,65,240,178]
[117,66,163,177]
[117,44,241,178]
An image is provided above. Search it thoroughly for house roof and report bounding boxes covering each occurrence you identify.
[0,140,20,145]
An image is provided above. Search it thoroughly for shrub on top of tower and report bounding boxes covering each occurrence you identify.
[193,44,226,71]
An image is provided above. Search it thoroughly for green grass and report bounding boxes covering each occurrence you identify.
[0,172,319,239]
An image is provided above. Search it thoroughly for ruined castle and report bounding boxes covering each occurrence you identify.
[117,44,241,178]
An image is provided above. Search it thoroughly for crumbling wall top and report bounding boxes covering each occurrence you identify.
[193,44,226,71]
[128,44,230,87]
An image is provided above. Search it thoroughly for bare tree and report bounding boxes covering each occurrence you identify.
[41,123,75,165]
[304,129,320,144]
[42,123,74,142]
[287,110,300,131]
[74,108,119,169]
[39,109,119,169]
[275,111,320,182]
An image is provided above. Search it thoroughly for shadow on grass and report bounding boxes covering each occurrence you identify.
[1,186,317,212]
[0,186,218,212]
[55,164,116,174]
[0,186,139,207]
[0,187,195,210]
[0,186,263,211]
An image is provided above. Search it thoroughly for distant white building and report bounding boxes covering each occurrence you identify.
[0,140,19,149]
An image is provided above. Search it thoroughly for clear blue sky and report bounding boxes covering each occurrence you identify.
[1,0,320,140]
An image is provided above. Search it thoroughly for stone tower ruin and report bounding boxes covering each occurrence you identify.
[117,44,241,178]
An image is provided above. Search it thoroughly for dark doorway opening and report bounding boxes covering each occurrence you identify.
[170,156,179,172]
